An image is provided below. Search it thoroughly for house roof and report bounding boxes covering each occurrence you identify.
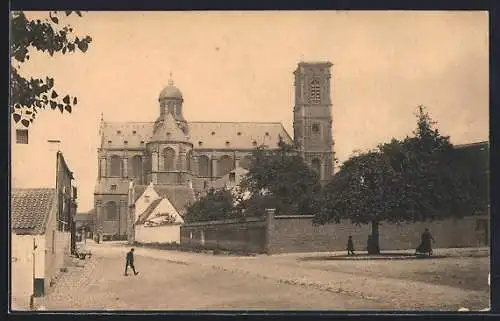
[211,166,249,190]
[101,121,292,150]
[135,198,163,225]
[133,184,195,215]
[11,188,56,235]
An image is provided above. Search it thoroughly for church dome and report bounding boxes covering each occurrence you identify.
[159,78,183,100]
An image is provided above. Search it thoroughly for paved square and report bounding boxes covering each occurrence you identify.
[34,242,489,311]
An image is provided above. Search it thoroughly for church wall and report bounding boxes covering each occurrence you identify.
[94,194,128,238]
[191,149,254,195]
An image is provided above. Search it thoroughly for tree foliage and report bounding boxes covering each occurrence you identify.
[10,11,92,127]
[184,188,240,223]
[239,138,321,215]
[314,106,487,253]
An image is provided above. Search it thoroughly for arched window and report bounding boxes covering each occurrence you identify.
[218,155,234,177]
[311,158,321,179]
[310,80,321,104]
[105,201,118,220]
[312,123,321,135]
[186,150,193,172]
[163,147,175,171]
[239,155,253,170]
[110,155,121,177]
[198,155,211,177]
[131,155,142,181]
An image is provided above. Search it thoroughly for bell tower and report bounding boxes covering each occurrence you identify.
[293,61,334,184]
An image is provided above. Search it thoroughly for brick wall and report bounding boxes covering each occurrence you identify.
[180,212,489,255]
[181,217,267,253]
[268,213,490,254]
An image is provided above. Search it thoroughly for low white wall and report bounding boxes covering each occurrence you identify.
[11,233,44,310]
[135,224,181,244]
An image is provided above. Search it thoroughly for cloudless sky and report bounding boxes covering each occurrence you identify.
[13,11,489,212]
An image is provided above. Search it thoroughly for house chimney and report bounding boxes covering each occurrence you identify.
[47,139,61,153]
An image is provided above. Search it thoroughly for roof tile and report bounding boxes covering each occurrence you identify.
[102,121,292,150]
[11,188,56,235]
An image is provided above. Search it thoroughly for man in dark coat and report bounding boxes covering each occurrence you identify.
[125,248,139,276]
[416,228,435,255]
[347,235,355,256]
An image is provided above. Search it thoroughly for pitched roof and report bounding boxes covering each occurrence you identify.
[101,121,292,150]
[152,113,188,142]
[11,188,56,235]
[153,185,196,216]
[188,122,292,150]
[211,166,249,190]
[135,198,163,225]
[133,185,149,202]
[102,122,153,149]
[133,184,195,215]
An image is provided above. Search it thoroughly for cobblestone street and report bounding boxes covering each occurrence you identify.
[35,242,490,311]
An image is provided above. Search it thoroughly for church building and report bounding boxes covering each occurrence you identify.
[94,61,335,238]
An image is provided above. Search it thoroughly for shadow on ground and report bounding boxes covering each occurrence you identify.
[299,253,448,261]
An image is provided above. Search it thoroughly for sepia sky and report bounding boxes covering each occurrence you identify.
[14,11,489,212]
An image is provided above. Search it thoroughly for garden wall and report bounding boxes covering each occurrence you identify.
[180,211,489,254]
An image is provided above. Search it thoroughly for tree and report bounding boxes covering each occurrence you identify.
[239,138,321,216]
[314,106,485,254]
[10,11,92,127]
[184,187,239,223]
[314,150,403,254]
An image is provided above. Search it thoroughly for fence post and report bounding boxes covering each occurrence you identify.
[265,208,275,254]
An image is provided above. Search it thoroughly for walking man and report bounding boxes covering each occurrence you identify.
[347,235,355,256]
[125,248,139,276]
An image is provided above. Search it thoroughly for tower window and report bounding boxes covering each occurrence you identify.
[16,129,28,144]
[310,80,321,104]
[132,130,137,134]
[225,141,230,146]
[198,141,203,146]
[166,132,171,137]
[108,140,112,144]
[265,132,269,136]
[110,184,117,191]
[124,140,128,144]
[117,130,121,134]
[140,141,144,145]
[252,141,257,146]
[237,132,242,136]
[211,131,215,135]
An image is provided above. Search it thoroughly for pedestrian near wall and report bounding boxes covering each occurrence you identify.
[125,248,139,276]
[347,235,355,256]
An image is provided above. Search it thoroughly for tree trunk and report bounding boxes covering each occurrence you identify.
[369,220,381,255]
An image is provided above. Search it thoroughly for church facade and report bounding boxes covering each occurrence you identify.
[94,61,335,238]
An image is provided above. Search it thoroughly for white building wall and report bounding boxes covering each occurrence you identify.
[43,202,71,289]
[134,198,184,244]
[134,184,160,221]
[135,224,181,244]
[10,233,45,310]
[10,121,64,190]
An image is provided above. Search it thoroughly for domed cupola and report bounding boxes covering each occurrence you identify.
[157,74,188,133]
[159,78,183,101]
